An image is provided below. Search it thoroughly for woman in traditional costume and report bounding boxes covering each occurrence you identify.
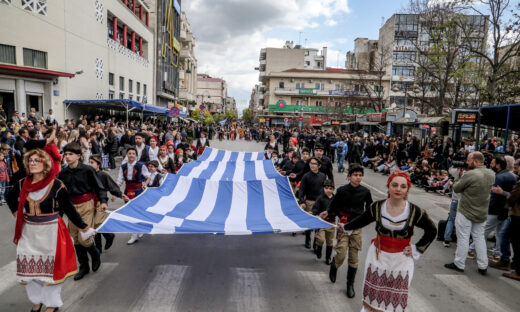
[8,148,94,312]
[338,170,437,312]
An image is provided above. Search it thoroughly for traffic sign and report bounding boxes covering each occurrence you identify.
[169,106,180,117]
[199,104,205,110]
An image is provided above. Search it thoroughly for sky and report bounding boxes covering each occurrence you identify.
[183,0,414,112]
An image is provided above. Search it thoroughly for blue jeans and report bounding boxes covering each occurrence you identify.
[337,154,345,172]
[444,199,458,242]
[499,217,511,261]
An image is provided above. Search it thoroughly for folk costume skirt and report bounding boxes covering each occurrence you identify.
[16,214,77,285]
[361,236,413,312]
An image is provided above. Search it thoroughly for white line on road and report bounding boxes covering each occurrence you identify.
[61,262,119,311]
[297,271,353,312]
[435,274,513,312]
[229,267,268,312]
[408,288,438,312]
[0,261,17,296]
[131,264,189,312]
[360,181,387,196]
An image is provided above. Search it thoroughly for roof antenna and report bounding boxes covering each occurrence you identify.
[299,32,302,46]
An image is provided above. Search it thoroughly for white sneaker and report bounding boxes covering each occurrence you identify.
[138,234,144,239]
[127,234,139,245]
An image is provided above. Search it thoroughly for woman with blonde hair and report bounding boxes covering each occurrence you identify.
[338,171,437,311]
[7,148,94,312]
[68,129,79,143]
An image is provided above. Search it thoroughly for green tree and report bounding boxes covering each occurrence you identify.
[241,108,254,124]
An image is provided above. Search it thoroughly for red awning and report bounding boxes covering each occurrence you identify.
[0,64,75,79]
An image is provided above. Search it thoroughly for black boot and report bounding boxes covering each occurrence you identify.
[316,245,323,259]
[325,246,333,265]
[103,233,115,250]
[304,231,311,249]
[329,258,337,283]
[86,244,101,272]
[74,245,89,281]
[346,266,357,298]
[312,237,317,254]
[94,233,103,254]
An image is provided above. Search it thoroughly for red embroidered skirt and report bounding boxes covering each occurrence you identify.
[16,214,77,285]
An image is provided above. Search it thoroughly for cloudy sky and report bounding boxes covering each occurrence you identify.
[184,0,411,111]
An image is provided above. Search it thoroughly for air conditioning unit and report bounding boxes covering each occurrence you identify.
[290,78,294,82]
[308,79,313,83]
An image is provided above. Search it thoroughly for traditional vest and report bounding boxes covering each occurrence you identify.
[121,162,146,183]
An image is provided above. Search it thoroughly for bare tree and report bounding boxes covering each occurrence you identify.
[357,45,392,111]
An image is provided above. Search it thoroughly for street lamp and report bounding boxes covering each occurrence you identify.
[392,82,419,136]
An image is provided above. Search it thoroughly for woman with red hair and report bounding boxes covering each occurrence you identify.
[338,170,437,312]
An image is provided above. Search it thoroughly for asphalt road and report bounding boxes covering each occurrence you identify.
[0,139,519,312]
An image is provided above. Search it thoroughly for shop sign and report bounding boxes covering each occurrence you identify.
[421,124,430,129]
[276,100,286,108]
[331,120,341,125]
[259,118,266,123]
[455,111,478,123]
[310,116,324,126]
[298,88,317,95]
[366,112,386,122]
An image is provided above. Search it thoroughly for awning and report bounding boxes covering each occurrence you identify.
[393,117,416,125]
[358,121,381,126]
[416,116,448,124]
[63,99,169,115]
[0,64,75,80]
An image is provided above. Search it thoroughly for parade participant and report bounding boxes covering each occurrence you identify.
[117,147,151,245]
[147,160,163,187]
[8,148,95,312]
[88,154,119,254]
[196,131,210,156]
[264,145,275,160]
[158,145,175,174]
[298,157,327,249]
[312,179,336,263]
[264,134,279,154]
[58,142,108,281]
[147,136,159,162]
[289,148,311,187]
[321,164,373,297]
[313,143,334,182]
[174,148,186,172]
[167,141,175,160]
[338,170,436,309]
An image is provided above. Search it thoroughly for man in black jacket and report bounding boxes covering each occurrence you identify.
[320,164,372,298]
[314,143,334,182]
[299,157,327,249]
[312,179,336,264]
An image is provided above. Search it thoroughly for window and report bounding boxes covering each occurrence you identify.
[23,48,46,68]
[119,92,125,99]
[394,38,415,46]
[392,66,415,76]
[354,84,360,92]
[393,51,416,62]
[22,0,47,16]
[137,82,140,94]
[279,82,285,89]
[296,100,304,106]
[143,84,147,95]
[129,79,133,93]
[315,100,322,107]
[119,76,124,91]
[108,90,115,99]
[129,94,133,100]
[137,95,141,102]
[296,82,305,89]
[334,101,341,107]
[334,83,344,90]
[374,85,384,93]
[0,44,16,64]
[315,83,324,90]
[109,73,114,86]
[305,61,310,66]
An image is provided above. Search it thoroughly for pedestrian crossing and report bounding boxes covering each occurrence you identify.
[0,261,519,311]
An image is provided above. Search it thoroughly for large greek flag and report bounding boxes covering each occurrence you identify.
[97,148,332,234]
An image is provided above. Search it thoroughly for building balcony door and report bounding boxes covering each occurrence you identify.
[0,92,14,121]
[26,94,43,115]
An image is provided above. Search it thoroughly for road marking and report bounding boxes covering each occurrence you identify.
[131,264,189,312]
[435,274,513,312]
[297,271,352,312]
[361,181,387,196]
[61,262,119,311]
[408,288,437,312]
[0,261,17,296]
[499,276,520,292]
[229,268,268,312]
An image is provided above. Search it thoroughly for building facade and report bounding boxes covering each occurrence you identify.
[178,10,197,112]
[0,0,154,121]
[196,74,226,114]
[225,96,236,114]
[262,68,390,126]
[154,0,181,108]
[345,38,379,71]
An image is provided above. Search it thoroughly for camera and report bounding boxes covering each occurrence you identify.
[452,160,467,168]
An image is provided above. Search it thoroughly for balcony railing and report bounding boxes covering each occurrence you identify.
[274,88,370,97]
[268,104,386,114]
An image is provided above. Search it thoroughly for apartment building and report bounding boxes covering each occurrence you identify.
[196,74,226,114]
[345,38,379,71]
[0,0,154,121]
[178,10,197,112]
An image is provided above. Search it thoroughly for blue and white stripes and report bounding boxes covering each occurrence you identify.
[97,148,333,234]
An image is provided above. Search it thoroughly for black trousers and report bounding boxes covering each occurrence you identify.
[108,152,116,169]
[510,216,520,274]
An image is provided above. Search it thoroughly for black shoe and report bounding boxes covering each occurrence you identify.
[94,233,103,254]
[478,268,487,275]
[325,246,333,265]
[346,266,357,298]
[444,263,464,272]
[316,245,323,259]
[73,245,90,281]
[329,259,337,283]
[312,237,317,253]
[103,233,115,250]
[86,245,101,272]
[304,231,311,249]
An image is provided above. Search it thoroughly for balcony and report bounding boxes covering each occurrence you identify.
[179,70,185,80]
[180,29,187,41]
[180,49,194,60]
[260,59,266,66]
[268,104,386,115]
[259,48,266,61]
[273,88,369,97]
